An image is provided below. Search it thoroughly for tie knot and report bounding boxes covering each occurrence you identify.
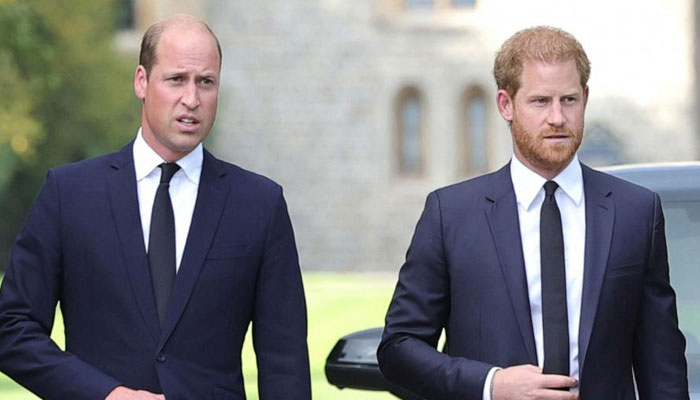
[544,180,559,198]
[159,163,180,184]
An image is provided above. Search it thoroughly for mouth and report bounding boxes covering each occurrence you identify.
[543,134,571,142]
[177,116,200,126]
[176,115,201,132]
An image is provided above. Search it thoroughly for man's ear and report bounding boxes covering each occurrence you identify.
[496,89,514,123]
[134,65,148,101]
[583,85,589,108]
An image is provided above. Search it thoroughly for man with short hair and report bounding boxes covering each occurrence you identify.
[0,14,311,400]
[378,26,688,399]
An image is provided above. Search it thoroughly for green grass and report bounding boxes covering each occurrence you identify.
[0,272,399,400]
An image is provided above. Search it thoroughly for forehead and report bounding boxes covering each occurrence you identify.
[518,59,582,94]
[154,25,220,71]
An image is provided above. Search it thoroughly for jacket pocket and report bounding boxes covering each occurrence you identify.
[206,244,250,260]
[605,261,642,279]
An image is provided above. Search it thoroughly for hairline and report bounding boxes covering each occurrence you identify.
[139,16,222,78]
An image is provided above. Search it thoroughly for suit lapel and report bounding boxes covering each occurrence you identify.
[158,150,230,349]
[106,143,161,342]
[578,165,614,378]
[485,165,538,364]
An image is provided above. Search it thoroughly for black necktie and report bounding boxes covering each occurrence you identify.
[149,162,180,324]
[540,180,569,376]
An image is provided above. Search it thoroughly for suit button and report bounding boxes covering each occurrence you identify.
[156,354,167,363]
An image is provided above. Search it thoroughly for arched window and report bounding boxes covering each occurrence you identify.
[459,87,489,175]
[395,87,425,177]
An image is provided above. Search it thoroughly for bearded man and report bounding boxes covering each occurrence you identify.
[377,26,688,400]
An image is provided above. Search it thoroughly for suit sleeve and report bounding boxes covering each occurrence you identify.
[253,187,311,400]
[633,193,689,399]
[378,191,493,400]
[0,171,121,400]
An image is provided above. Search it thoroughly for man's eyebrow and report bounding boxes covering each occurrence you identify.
[524,93,551,99]
[160,69,187,76]
[526,89,581,98]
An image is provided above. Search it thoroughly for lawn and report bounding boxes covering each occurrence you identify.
[0,272,399,400]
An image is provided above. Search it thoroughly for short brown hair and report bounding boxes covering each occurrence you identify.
[493,26,590,97]
[139,15,222,77]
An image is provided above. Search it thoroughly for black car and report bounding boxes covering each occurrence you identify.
[326,162,700,399]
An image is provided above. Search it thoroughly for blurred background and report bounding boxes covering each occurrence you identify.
[1,0,699,398]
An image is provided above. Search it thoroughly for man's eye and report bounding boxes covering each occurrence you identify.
[168,76,182,83]
[533,98,548,105]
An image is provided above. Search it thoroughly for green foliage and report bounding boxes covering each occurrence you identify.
[0,0,139,267]
[0,1,52,189]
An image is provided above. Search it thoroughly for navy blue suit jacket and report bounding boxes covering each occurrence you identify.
[0,143,311,400]
[378,163,688,399]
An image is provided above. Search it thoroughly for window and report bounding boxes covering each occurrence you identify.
[659,200,700,392]
[459,87,489,175]
[395,87,425,176]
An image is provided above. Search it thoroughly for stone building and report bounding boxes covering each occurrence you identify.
[119,0,699,271]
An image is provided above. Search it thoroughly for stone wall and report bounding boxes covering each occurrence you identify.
[194,0,698,271]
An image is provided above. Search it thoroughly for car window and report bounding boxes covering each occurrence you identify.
[663,200,700,391]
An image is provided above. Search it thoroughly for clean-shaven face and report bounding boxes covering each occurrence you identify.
[134,25,221,162]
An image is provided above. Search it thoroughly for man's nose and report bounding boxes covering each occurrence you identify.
[547,102,566,127]
[181,82,200,109]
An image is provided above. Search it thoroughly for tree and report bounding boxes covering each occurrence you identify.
[0,0,139,267]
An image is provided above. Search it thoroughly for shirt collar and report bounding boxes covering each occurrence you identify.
[510,153,583,211]
[133,127,203,185]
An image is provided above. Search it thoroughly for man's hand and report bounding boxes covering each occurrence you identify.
[492,364,579,400]
[105,386,166,400]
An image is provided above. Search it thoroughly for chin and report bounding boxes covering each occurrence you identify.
[174,134,204,146]
[541,154,576,170]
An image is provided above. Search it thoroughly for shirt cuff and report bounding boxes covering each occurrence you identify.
[482,367,501,400]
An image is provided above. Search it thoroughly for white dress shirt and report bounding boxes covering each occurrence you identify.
[483,155,585,399]
[133,129,202,272]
